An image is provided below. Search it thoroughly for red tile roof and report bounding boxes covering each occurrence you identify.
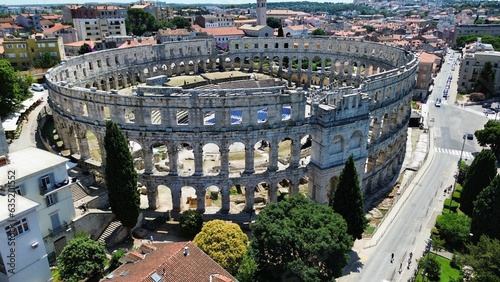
[102,242,236,282]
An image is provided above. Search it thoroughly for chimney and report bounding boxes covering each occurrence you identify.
[183,246,189,256]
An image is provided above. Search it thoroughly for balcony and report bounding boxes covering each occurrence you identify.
[39,177,76,196]
[47,221,70,238]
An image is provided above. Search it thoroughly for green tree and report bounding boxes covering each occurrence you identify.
[126,8,158,36]
[77,43,93,55]
[460,149,497,216]
[104,120,140,236]
[435,212,471,250]
[418,255,441,281]
[474,61,496,98]
[311,28,327,36]
[463,236,500,282]
[362,25,376,33]
[193,220,248,275]
[471,175,500,240]
[250,194,353,281]
[57,235,107,282]
[0,60,24,118]
[32,52,60,68]
[167,16,191,29]
[236,250,258,282]
[266,17,281,29]
[277,26,284,37]
[179,209,203,237]
[475,121,500,155]
[329,154,368,240]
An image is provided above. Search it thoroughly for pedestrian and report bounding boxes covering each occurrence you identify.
[399,263,403,273]
[150,235,154,243]
[409,252,413,259]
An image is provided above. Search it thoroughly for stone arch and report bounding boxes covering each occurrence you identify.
[229,142,245,175]
[254,139,270,174]
[151,142,169,173]
[331,135,344,154]
[181,185,196,211]
[277,138,292,171]
[86,130,101,162]
[203,143,221,176]
[349,130,363,150]
[300,134,312,167]
[205,185,221,213]
[328,175,339,204]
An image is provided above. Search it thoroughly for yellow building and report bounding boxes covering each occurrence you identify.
[2,34,66,70]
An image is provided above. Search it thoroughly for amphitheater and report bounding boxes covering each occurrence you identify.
[45,37,418,214]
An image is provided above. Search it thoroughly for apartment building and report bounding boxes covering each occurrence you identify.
[458,51,500,95]
[62,5,126,23]
[43,24,78,44]
[74,18,126,41]
[194,14,234,28]
[2,35,65,70]
[415,52,440,99]
[453,24,500,47]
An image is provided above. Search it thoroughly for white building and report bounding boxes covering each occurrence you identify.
[74,18,126,41]
[0,193,52,282]
[0,120,76,264]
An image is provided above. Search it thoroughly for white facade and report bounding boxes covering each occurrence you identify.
[0,148,76,261]
[74,18,126,41]
[0,194,52,282]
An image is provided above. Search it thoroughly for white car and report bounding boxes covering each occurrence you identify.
[31,83,44,91]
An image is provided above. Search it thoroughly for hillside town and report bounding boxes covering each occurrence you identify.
[0,0,500,282]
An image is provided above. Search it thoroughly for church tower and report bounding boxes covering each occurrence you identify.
[256,0,267,26]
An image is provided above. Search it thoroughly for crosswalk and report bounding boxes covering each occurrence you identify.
[435,147,474,159]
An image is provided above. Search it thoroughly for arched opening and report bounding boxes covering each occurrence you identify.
[230,184,246,213]
[86,130,101,162]
[152,142,169,173]
[300,134,312,167]
[205,185,221,213]
[254,140,270,174]
[178,143,194,176]
[202,143,221,176]
[277,138,292,171]
[328,175,339,205]
[181,186,196,211]
[229,142,245,176]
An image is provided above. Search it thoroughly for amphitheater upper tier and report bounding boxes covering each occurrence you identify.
[46,37,418,213]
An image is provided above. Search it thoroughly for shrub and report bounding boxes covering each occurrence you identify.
[109,248,126,271]
[444,199,459,212]
[452,191,461,202]
[469,92,485,101]
[179,210,203,237]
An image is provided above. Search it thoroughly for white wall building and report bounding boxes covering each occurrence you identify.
[0,194,52,282]
[74,18,126,41]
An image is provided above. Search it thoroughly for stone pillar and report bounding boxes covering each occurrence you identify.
[77,131,91,160]
[372,120,381,141]
[144,145,154,174]
[268,182,278,204]
[194,145,203,176]
[268,139,279,172]
[98,134,106,166]
[196,187,206,214]
[244,144,255,173]
[258,55,263,73]
[168,147,178,176]
[220,147,229,176]
[291,139,300,168]
[290,181,300,196]
[220,185,230,214]
[244,185,254,213]
[171,186,181,212]
[147,181,159,210]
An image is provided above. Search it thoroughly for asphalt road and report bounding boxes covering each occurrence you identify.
[339,50,488,282]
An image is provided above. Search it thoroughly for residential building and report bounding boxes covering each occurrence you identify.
[415,52,440,99]
[193,26,244,44]
[0,193,52,282]
[2,35,66,70]
[101,241,236,282]
[73,18,126,41]
[239,24,274,38]
[40,20,54,30]
[16,14,42,31]
[194,15,234,28]
[156,28,195,43]
[458,50,500,95]
[453,24,500,47]
[62,5,126,23]
[283,25,311,37]
[43,24,78,44]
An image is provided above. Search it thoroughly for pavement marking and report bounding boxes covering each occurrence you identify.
[434,147,474,159]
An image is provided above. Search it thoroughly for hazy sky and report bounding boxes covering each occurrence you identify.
[0,0,352,7]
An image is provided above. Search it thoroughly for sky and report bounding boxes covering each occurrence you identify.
[0,0,352,7]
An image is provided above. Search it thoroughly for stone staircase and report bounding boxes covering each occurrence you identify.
[97,220,123,247]
[71,182,89,202]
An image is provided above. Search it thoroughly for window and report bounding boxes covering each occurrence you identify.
[46,193,58,207]
[7,53,15,58]
[5,218,30,238]
[19,53,27,58]
[50,52,57,57]
[6,44,13,49]
[41,175,51,190]
[48,43,55,47]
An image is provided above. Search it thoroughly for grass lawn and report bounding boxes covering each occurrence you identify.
[416,253,461,282]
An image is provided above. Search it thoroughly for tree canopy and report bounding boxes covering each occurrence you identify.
[193,219,248,275]
[460,149,497,216]
[456,34,500,51]
[474,61,496,98]
[57,235,107,282]
[471,175,500,241]
[104,120,140,233]
[77,43,93,55]
[0,59,29,119]
[126,9,159,36]
[179,209,203,237]
[475,121,500,155]
[329,154,367,240]
[166,16,191,29]
[32,52,60,69]
[250,194,353,281]
[311,28,327,36]
[266,17,281,29]
[463,235,500,282]
[435,212,471,250]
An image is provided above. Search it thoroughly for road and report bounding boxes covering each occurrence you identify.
[340,50,487,282]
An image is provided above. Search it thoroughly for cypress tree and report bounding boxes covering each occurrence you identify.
[471,175,500,241]
[104,120,140,235]
[330,154,368,240]
[460,149,497,216]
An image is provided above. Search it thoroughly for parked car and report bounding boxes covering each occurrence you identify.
[31,83,44,91]
[466,133,474,140]
[482,102,492,108]
[435,98,442,107]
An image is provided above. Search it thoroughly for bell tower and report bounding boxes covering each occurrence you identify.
[256,0,267,26]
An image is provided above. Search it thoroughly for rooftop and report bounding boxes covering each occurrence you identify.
[0,193,39,222]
